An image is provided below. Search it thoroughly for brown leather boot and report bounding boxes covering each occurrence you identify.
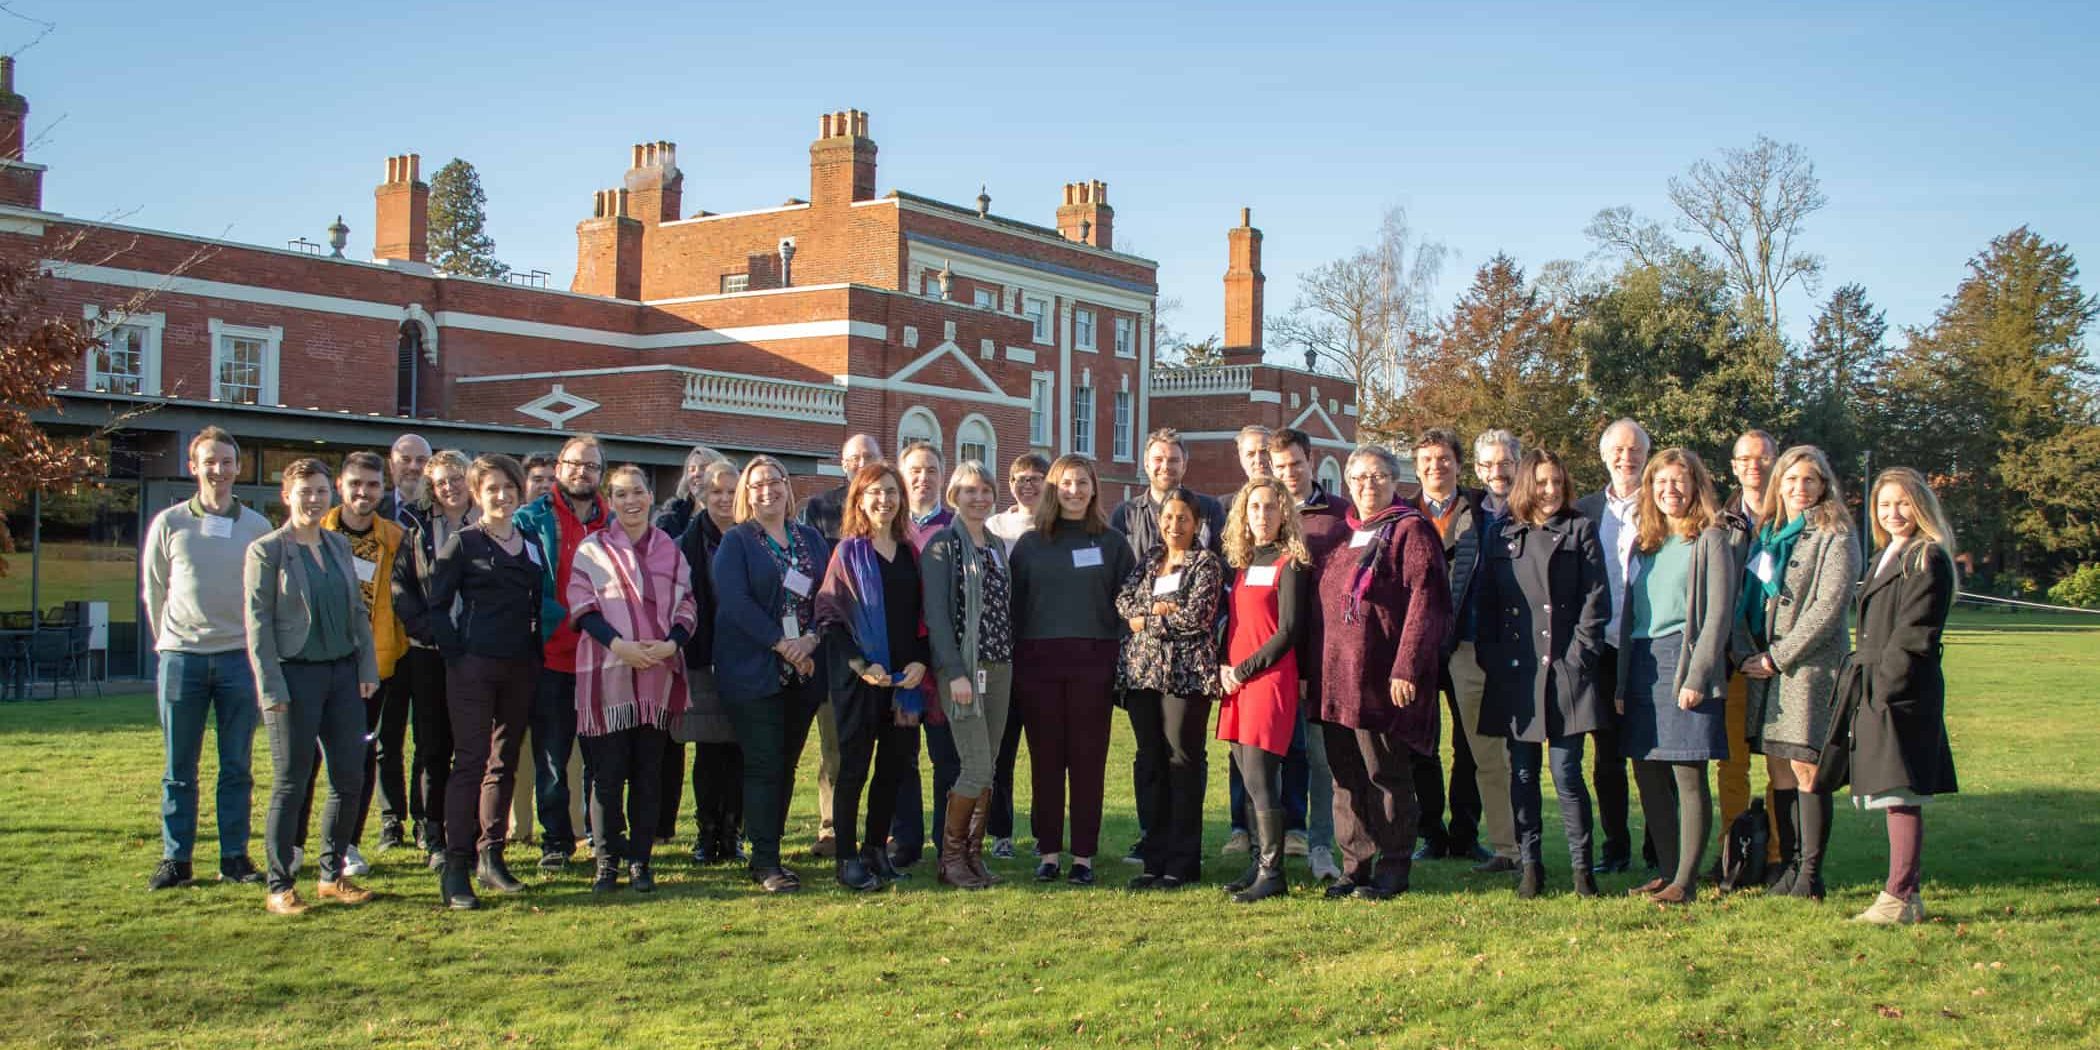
[936,791,983,889]
[965,789,1000,885]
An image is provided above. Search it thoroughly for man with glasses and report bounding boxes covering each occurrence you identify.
[513,433,611,870]
[1721,429,1779,869]
[792,433,882,859]
[143,426,274,890]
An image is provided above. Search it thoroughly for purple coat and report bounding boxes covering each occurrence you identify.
[1314,504,1453,751]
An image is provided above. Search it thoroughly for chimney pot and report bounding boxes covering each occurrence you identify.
[1241,206,1251,227]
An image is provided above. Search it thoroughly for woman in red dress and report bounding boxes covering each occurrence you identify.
[1216,476,1313,903]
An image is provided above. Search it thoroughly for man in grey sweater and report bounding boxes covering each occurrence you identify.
[142,426,274,890]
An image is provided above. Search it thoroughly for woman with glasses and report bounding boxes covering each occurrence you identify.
[713,455,829,893]
[674,460,744,865]
[1313,446,1452,901]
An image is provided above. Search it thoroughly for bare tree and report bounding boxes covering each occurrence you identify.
[1270,206,1448,405]
[1666,135,1827,332]
[1583,206,1678,270]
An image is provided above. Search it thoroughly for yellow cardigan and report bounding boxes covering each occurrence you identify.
[321,507,409,679]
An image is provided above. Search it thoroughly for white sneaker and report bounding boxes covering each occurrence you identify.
[289,846,304,876]
[1220,829,1251,855]
[342,844,370,878]
[1308,845,1341,882]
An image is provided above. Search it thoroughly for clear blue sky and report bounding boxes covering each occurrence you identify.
[17,1,2098,349]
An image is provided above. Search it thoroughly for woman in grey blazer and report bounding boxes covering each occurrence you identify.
[1736,445,1861,901]
[246,458,380,916]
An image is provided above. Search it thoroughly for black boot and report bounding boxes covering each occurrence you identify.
[1790,790,1832,901]
[1233,809,1288,904]
[1767,788,1799,892]
[443,850,480,910]
[719,818,746,864]
[691,816,719,865]
[592,853,622,893]
[629,857,656,894]
[837,853,879,891]
[869,844,909,882]
[477,847,526,894]
[1516,862,1546,900]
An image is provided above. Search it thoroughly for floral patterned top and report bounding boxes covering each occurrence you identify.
[1114,546,1225,698]
[967,543,1014,665]
[760,525,818,687]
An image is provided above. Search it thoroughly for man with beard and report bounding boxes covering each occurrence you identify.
[377,433,432,527]
[514,434,611,870]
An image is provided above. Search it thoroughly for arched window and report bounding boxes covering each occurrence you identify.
[955,414,996,471]
[1318,455,1343,496]
[897,407,942,457]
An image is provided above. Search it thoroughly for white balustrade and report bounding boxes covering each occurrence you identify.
[682,370,846,423]
[1148,364,1252,397]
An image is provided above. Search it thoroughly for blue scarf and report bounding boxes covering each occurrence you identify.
[837,538,904,686]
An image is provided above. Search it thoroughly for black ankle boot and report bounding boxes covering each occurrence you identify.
[443,850,480,910]
[837,854,879,891]
[592,854,621,893]
[477,847,526,894]
[1517,862,1546,900]
[629,858,656,894]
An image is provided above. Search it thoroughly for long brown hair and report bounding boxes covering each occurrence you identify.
[1222,476,1309,569]
[1634,448,1720,553]
[1509,449,1571,527]
[1032,454,1109,534]
[840,463,910,544]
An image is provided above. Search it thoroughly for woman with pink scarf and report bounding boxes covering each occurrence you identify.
[566,465,696,894]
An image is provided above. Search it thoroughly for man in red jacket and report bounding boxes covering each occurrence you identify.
[515,434,610,870]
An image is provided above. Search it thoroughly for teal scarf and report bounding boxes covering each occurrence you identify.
[1739,514,1808,639]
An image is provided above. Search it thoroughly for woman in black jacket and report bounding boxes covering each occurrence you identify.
[425,454,543,910]
[1819,467,1959,925]
[670,459,741,863]
[1475,450,1611,899]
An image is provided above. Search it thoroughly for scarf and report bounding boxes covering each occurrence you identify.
[946,523,1002,722]
[1342,501,1418,625]
[1739,513,1809,639]
[837,538,900,683]
[567,524,693,736]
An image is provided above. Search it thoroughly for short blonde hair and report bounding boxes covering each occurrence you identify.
[946,460,997,510]
[732,455,797,523]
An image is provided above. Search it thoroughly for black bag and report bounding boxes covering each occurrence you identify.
[1719,797,1769,892]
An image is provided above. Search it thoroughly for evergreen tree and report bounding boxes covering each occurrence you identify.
[1790,283,1889,498]
[427,159,509,279]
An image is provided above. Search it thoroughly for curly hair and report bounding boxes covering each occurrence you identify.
[1222,476,1310,569]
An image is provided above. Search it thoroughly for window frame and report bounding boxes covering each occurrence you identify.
[1074,307,1097,352]
[82,305,164,396]
[1071,380,1095,457]
[206,319,283,406]
[1024,296,1051,344]
[1113,315,1135,358]
[1113,390,1133,462]
[1029,371,1054,446]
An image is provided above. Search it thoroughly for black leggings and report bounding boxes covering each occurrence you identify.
[1632,759,1711,889]
[1126,690,1211,880]
[1232,742,1283,814]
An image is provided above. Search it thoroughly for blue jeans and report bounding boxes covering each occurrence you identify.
[157,650,260,862]
[531,669,581,853]
[1228,705,1329,848]
[889,718,960,863]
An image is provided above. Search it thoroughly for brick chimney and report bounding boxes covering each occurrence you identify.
[1222,207,1264,364]
[0,57,44,210]
[624,140,682,224]
[373,154,428,263]
[810,110,876,205]
[572,188,643,300]
[1055,181,1113,250]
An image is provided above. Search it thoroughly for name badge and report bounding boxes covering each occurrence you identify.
[1245,565,1278,588]
[1350,529,1377,549]
[200,514,234,539]
[1152,571,1183,596]
[1072,547,1104,568]
[524,543,543,568]
[352,556,378,584]
[781,613,800,640]
[1750,551,1776,584]
[783,568,813,597]
[975,669,988,692]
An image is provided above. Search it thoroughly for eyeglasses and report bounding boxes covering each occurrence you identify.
[559,460,604,475]
[1347,473,1394,485]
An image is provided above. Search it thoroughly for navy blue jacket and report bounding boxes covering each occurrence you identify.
[711,519,832,704]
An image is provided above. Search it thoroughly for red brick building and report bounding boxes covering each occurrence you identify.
[0,60,1356,675]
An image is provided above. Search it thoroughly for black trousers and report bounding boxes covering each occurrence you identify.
[832,682,917,860]
[370,670,412,825]
[1507,735,1593,869]
[580,725,668,862]
[1324,722,1418,885]
[398,647,452,848]
[1126,690,1211,880]
[1412,662,1483,853]
[988,696,1027,840]
[443,654,533,853]
[690,741,744,839]
[1591,643,1644,866]
[656,736,685,841]
[722,678,822,869]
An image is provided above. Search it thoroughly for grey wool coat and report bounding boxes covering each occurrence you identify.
[1615,525,1739,706]
[1739,523,1861,758]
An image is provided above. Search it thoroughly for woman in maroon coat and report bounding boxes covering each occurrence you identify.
[1315,445,1453,900]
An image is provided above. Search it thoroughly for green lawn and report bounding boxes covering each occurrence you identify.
[1,614,2095,1048]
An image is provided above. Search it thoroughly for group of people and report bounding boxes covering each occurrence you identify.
[142,415,1957,924]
